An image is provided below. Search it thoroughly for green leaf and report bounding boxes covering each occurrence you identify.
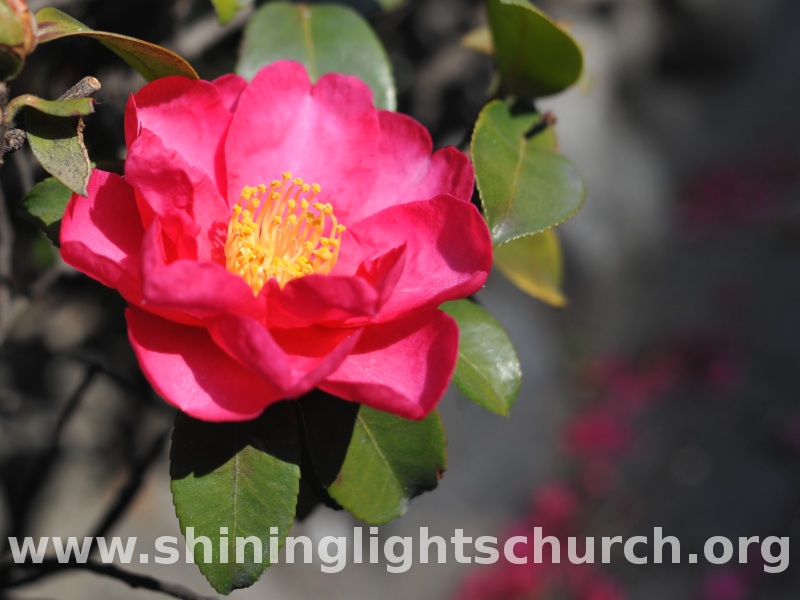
[333,0,407,13]
[25,110,91,196]
[487,0,583,98]
[6,94,94,124]
[35,8,198,81]
[210,0,252,24]
[440,300,521,415]
[471,101,585,246]
[494,229,566,307]
[237,2,396,110]
[299,394,446,524]
[17,177,73,246]
[461,26,493,55]
[170,404,301,594]
[0,3,24,47]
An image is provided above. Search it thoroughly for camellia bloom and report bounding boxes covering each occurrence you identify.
[60,61,492,422]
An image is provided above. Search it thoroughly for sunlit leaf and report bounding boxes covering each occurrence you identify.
[487,0,583,97]
[461,26,493,55]
[441,300,521,415]
[17,177,73,246]
[238,2,395,110]
[35,8,198,81]
[471,101,585,246]
[170,404,300,594]
[210,0,252,24]
[494,229,566,307]
[6,94,93,123]
[299,394,445,524]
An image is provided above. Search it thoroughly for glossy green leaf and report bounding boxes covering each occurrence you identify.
[25,110,91,196]
[441,300,521,415]
[35,8,198,81]
[6,94,94,123]
[487,0,583,98]
[237,2,396,110]
[299,394,445,524]
[17,177,73,246]
[494,229,566,307]
[210,0,252,24]
[471,101,585,246]
[170,404,301,594]
[334,0,407,13]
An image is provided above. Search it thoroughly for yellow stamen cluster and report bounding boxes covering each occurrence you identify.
[224,172,346,294]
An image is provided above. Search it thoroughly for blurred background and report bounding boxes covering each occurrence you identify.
[1,0,799,598]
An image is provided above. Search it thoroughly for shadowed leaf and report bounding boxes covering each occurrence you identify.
[35,8,197,81]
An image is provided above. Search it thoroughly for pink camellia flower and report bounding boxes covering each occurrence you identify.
[60,61,492,422]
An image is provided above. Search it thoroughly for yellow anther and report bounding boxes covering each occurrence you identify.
[224,179,346,293]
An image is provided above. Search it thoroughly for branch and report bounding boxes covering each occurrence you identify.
[1,559,217,600]
[524,111,557,140]
[89,427,171,541]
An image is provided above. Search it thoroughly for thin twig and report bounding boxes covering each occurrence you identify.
[524,111,557,140]
[0,185,15,342]
[169,8,253,61]
[0,366,99,556]
[89,427,171,542]
[1,560,217,600]
[57,76,101,102]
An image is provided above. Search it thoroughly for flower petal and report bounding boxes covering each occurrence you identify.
[319,310,459,420]
[212,73,247,112]
[126,128,229,261]
[126,307,280,422]
[263,244,406,328]
[346,195,492,319]
[208,315,363,398]
[124,76,232,191]
[348,111,474,221]
[224,61,379,220]
[60,170,143,304]
[140,221,261,322]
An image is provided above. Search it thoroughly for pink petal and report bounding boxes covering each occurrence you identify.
[346,195,492,319]
[212,73,247,112]
[224,61,379,220]
[263,244,406,328]
[126,307,280,422]
[208,315,363,398]
[125,128,229,261]
[319,310,459,419]
[348,111,474,221]
[139,221,261,323]
[124,76,232,191]
[60,170,144,304]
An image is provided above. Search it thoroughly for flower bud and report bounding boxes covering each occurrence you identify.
[0,0,37,80]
